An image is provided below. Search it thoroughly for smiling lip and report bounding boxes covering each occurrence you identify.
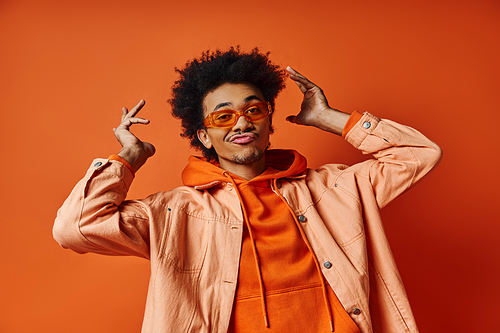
[228,133,257,144]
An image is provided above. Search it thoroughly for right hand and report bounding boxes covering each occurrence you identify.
[113,100,156,172]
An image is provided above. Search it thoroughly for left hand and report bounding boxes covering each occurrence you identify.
[286,66,331,128]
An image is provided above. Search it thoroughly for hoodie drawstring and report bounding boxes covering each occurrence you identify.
[223,171,270,328]
[272,178,335,332]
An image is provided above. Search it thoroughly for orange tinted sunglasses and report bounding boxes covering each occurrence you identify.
[202,102,272,128]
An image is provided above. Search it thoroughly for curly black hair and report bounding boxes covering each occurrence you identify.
[169,46,287,161]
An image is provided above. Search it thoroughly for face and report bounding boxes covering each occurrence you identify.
[197,82,271,171]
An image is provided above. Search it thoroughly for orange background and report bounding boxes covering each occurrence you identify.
[1,0,499,332]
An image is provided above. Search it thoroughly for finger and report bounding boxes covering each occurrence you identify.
[286,115,297,123]
[287,66,317,93]
[292,80,307,94]
[126,100,146,118]
[121,107,128,121]
[287,66,315,86]
[286,66,300,76]
[290,74,317,90]
[287,66,310,81]
[288,70,307,93]
[118,117,150,129]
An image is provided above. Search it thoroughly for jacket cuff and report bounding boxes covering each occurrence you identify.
[342,111,363,138]
[343,112,382,149]
[108,154,135,177]
[88,158,135,189]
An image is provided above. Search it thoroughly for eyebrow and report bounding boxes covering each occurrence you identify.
[213,95,262,112]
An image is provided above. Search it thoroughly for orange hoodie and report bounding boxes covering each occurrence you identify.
[183,150,359,333]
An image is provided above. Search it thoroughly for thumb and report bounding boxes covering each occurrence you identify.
[144,142,156,157]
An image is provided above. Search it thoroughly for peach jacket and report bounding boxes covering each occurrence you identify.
[53,112,442,333]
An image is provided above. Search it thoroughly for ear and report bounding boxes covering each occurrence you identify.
[197,129,212,149]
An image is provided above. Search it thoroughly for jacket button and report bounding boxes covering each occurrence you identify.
[362,121,371,129]
[298,215,307,222]
[353,308,361,315]
[94,161,102,167]
[323,261,332,269]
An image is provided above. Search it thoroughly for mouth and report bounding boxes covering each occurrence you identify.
[228,133,258,144]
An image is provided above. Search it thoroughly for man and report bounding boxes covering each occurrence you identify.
[54,47,442,333]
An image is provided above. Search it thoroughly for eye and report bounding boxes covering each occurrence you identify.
[245,106,260,115]
[214,112,234,122]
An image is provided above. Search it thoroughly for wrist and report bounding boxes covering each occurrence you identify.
[117,146,146,173]
[315,108,350,135]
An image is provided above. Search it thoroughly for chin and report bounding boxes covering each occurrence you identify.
[230,149,264,165]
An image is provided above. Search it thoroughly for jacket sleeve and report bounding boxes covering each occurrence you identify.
[53,158,151,259]
[343,112,443,209]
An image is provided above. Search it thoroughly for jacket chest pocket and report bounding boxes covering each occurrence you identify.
[158,208,209,272]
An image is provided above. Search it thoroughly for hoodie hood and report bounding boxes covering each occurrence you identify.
[181,149,307,189]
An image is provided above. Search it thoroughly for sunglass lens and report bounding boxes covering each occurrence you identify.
[214,111,237,126]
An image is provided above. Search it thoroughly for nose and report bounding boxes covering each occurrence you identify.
[232,113,254,132]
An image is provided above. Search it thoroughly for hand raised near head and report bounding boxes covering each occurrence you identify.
[286,67,331,128]
[286,67,349,135]
[114,100,156,172]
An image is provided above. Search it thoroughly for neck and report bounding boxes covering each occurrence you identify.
[219,156,267,180]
